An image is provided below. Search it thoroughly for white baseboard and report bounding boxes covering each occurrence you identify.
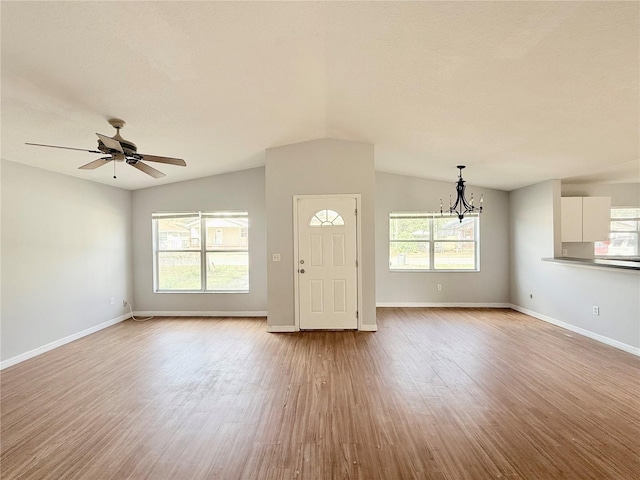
[376,302,511,308]
[266,325,297,333]
[0,313,130,370]
[510,304,640,357]
[134,311,267,317]
[267,324,378,332]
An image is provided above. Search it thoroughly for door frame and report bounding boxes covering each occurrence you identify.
[293,194,363,331]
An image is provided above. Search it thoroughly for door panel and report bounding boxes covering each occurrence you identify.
[333,280,346,312]
[332,235,345,266]
[310,235,323,266]
[297,197,358,330]
[310,280,324,312]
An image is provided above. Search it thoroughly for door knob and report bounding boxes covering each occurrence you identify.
[299,269,305,274]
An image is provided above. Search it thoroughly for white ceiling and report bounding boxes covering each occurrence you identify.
[2,1,638,191]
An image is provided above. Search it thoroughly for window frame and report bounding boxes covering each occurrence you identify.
[152,211,249,293]
[389,212,480,272]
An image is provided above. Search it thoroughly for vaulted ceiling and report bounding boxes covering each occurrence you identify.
[2,1,638,191]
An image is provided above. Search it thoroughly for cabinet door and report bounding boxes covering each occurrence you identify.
[561,197,583,242]
[583,197,611,242]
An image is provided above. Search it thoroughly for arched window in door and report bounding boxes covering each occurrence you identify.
[309,209,345,226]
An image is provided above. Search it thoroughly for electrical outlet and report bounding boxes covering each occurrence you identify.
[123,300,128,307]
[272,253,281,262]
[562,248,568,257]
[437,284,442,291]
[593,306,600,315]
[109,296,115,305]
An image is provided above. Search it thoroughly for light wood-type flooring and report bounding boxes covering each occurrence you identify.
[1,308,639,479]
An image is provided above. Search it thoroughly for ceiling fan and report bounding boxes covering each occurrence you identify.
[26,118,186,179]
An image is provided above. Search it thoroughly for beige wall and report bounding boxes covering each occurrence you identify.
[375,172,510,305]
[1,160,133,364]
[131,167,266,314]
[561,183,639,206]
[265,139,376,329]
[510,180,639,351]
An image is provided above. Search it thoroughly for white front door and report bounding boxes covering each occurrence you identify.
[296,196,358,330]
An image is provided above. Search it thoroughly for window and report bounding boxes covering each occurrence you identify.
[594,207,640,257]
[389,213,479,271]
[153,211,249,292]
[309,209,345,226]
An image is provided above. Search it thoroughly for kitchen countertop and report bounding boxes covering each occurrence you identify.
[542,256,640,272]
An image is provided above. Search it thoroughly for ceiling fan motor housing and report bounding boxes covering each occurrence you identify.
[97,119,138,157]
[115,137,138,153]
[111,118,136,151]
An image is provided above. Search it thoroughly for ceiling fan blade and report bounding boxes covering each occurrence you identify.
[26,142,102,154]
[131,160,166,178]
[78,157,113,170]
[137,154,186,166]
[96,133,123,153]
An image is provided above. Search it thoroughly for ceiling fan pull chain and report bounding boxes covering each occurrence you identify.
[113,159,116,179]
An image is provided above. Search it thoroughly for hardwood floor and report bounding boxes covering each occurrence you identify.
[1,308,639,479]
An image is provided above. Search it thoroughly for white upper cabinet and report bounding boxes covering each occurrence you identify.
[561,197,611,243]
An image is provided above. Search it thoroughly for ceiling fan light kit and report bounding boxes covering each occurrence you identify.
[25,118,186,179]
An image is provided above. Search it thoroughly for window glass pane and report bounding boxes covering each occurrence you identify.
[389,213,479,271]
[309,210,345,226]
[158,252,201,290]
[390,217,429,241]
[595,207,639,257]
[610,220,637,232]
[434,216,475,240]
[596,232,638,257]
[611,208,640,219]
[154,211,250,292]
[157,217,200,250]
[326,210,343,225]
[206,252,249,291]
[205,217,248,249]
[434,242,476,270]
[390,242,430,269]
[594,241,608,256]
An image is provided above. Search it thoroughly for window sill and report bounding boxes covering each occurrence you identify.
[389,269,479,273]
[154,290,250,294]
